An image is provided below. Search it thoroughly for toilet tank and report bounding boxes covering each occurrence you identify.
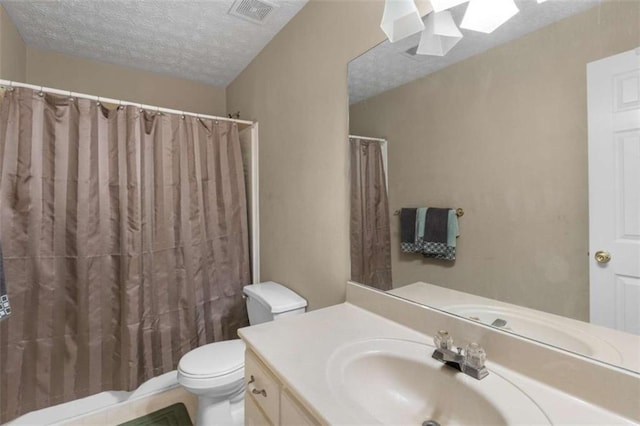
[243,282,307,325]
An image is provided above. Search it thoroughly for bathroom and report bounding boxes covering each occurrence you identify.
[0,0,639,424]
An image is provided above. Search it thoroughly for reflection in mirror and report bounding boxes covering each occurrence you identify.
[348,0,640,373]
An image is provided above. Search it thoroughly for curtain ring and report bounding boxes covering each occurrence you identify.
[138,103,143,113]
[96,96,101,107]
[156,106,161,116]
[180,111,185,120]
[8,81,14,92]
[118,100,124,110]
[38,86,44,97]
[68,90,74,101]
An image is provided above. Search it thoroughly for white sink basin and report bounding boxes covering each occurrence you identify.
[442,304,622,364]
[326,338,550,425]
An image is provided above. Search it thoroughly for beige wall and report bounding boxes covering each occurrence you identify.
[349,1,640,321]
[226,0,388,310]
[26,47,226,116]
[0,4,26,81]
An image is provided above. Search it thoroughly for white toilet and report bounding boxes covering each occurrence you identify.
[177,282,307,425]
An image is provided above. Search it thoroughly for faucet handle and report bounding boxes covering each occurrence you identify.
[464,342,486,369]
[434,330,453,350]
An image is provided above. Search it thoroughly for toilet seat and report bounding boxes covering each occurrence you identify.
[177,339,246,391]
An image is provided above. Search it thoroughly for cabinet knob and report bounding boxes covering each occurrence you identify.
[248,375,267,397]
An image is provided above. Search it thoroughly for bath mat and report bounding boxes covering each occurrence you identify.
[118,402,193,426]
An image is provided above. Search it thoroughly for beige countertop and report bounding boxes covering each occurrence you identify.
[238,302,636,425]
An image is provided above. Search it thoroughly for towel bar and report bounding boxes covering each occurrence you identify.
[394,208,464,217]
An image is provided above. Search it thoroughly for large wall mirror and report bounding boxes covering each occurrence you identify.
[348,0,639,373]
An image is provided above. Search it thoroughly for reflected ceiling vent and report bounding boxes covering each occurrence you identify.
[228,0,279,24]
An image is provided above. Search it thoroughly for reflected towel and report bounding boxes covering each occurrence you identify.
[400,208,419,253]
[415,207,428,244]
[448,209,459,247]
[422,208,457,261]
[0,244,11,321]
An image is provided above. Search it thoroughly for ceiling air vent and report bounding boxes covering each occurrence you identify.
[229,0,278,24]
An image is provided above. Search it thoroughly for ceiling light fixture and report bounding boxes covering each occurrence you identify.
[429,0,469,13]
[460,0,519,33]
[380,0,425,43]
[417,11,463,56]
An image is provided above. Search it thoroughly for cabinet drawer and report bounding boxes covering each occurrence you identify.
[245,350,280,424]
[281,390,319,426]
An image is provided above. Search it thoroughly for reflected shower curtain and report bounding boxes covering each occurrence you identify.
[0,88,250,422]
[350,138,392,290]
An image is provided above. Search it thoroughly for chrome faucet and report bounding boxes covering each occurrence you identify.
[431,330,489,380]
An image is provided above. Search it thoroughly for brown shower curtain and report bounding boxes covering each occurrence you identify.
[350,138,392,290]
[0,88,251,422]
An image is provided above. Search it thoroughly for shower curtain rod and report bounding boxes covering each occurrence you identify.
[0,79,255,126]
[348,134,387,143]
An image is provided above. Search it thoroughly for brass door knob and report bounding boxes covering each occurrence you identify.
[595,250,611,264]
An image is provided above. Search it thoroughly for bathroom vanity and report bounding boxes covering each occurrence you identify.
[244,350,319,425]
[239,283,640,425]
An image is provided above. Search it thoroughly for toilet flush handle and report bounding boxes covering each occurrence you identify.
[248,375,267,397]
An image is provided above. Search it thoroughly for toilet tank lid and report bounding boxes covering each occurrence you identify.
[243,282,307,314]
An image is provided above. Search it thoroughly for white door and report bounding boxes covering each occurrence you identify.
[588,48,640,334]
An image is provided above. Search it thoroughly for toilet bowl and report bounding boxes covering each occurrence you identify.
[178,339,246,425]
[177,282,307,425]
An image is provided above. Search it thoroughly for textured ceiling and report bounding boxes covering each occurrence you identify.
[1,0,308,87]
[349,0,601,104]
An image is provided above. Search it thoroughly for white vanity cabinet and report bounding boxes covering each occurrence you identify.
[244,349,319,426]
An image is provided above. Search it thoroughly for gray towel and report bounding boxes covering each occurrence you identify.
[400,208,419,253]
[0,244,10,320]
[422,207,456,261]
[424,208,449,243]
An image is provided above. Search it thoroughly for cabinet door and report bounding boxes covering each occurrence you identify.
[245,394,271,426]
[245,350,281,424]
[280,390,319,426]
